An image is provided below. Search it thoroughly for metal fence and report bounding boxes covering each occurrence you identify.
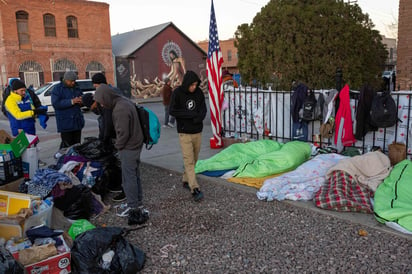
[222,86,412,158]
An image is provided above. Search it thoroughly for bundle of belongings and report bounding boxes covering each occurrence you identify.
[0,137,147,272]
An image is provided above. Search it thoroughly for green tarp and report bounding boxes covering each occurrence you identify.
[374,159,412,232]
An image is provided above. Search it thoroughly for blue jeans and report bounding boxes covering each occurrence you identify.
[164,105,175,125]
[118,147,143,209]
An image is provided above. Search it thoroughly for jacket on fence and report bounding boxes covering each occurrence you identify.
[169,71,207,134]
[290,83,308,123]
[355,85,378,140]
[334,85,356,150]
[51,82,85,133]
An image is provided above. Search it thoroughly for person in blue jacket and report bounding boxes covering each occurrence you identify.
[51,71,85,149]
[4,79,47,136]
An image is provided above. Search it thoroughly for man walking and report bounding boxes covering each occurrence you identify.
[169,70,207,202]
[94,84,149,225]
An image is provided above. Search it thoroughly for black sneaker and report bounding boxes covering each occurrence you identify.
[128,207,149,225]
[182,182,190,190]
[192,188,204,202]
[112,191,126,202]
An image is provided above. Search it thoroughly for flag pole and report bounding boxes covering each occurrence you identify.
[207,0,224,149]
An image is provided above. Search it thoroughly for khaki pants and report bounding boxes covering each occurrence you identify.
[178,132,202,192]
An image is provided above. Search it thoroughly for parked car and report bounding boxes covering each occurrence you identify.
[35,79,95,114]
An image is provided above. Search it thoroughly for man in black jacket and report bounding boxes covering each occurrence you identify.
[169,71,207,202]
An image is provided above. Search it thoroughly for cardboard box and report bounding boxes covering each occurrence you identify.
[0,190,40,216]
[0,222,22,240]
[13,235,71,274]
[0,130,29,158]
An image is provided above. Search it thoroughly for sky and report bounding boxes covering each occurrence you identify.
[94,0,399,42]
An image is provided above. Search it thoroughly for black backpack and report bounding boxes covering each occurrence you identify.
[369,91,399,128]
[135,105,161,150]
[302,90,317,121]
[1,85,11,117]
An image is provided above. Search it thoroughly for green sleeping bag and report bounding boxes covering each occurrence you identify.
[374,159,412,232]
[195,140,282,173]
[232,141,311,178]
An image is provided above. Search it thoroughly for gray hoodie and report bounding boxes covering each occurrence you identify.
[94,84,143,150]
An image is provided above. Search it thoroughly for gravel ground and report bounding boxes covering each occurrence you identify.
[92,163,412,273]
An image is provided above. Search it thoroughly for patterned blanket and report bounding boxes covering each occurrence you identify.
[314,170,373,213]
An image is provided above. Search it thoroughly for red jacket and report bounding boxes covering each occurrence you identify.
[334,84,356,147]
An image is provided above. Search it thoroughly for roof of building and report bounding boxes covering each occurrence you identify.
[111,22,206,57]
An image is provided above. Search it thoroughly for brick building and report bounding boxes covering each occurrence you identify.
[0,0,113,90]
[397,0,411,90]
[198,38,239,75]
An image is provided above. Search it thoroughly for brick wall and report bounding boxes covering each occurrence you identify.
[0,0,114,88]
[198,38,239,74]
[397,0,411,90]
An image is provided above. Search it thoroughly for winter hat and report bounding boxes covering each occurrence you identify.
[11,79,26,91]
[63,71,78,81]
[92,73,107,84]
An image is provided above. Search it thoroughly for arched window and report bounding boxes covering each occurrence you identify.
[43,13,56,37]
[16,11,30,47]
[66,16,78,38]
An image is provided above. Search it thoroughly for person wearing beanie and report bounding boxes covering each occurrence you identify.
[4,79,47,136]
[51,71,85,149]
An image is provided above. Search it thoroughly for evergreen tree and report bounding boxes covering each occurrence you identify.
[235,0,388,90]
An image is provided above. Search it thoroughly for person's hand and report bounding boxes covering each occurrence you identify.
[72,96,82,105]
[33,108,47,116]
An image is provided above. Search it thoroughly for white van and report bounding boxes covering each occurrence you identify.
[35,79,95,114]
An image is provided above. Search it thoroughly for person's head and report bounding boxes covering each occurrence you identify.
[63,71,78,88]
[169,50,178,60]
[94,84,118,109]
[92,73,107,88]
[11,79,26,98]
[181,70,200,93]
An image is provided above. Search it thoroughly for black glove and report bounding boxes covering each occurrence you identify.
[33,108,47,115]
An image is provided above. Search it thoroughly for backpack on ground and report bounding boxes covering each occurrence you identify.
[302,90,317,121]
[135,105,161,149]
[369,91,399,128]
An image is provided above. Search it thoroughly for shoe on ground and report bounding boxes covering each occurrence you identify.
[112,191,126,202]
[192,188,204,202]
[108,185,123,193]
[115,203,131,217]
[38,160,47,167]
[128,207,149,225]
[182,181,190,190]
[54,152,63,159]
[162,124,169,128]
[167,122,175,128]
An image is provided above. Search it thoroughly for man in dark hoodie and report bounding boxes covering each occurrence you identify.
[169,70,207,202]
[94,84,149,225]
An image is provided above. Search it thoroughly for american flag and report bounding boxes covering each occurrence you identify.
[207,0,224,147]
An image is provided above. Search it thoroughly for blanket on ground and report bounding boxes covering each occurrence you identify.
[257,153,347,201]
[326,151,391,192]
[233,141,311,178]
[374,159,412,232]
[227,173,284,189]
[314,170,373,213]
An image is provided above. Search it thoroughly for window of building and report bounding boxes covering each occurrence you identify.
[66,16,78,38]
[16,11,30,46]
[43,13,56,37]
[227,50,232,62]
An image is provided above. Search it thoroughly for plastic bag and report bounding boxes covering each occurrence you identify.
[68,219,96,239]
[0,245,24,274]
[54,184,93,220]
[71,227,145,273]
